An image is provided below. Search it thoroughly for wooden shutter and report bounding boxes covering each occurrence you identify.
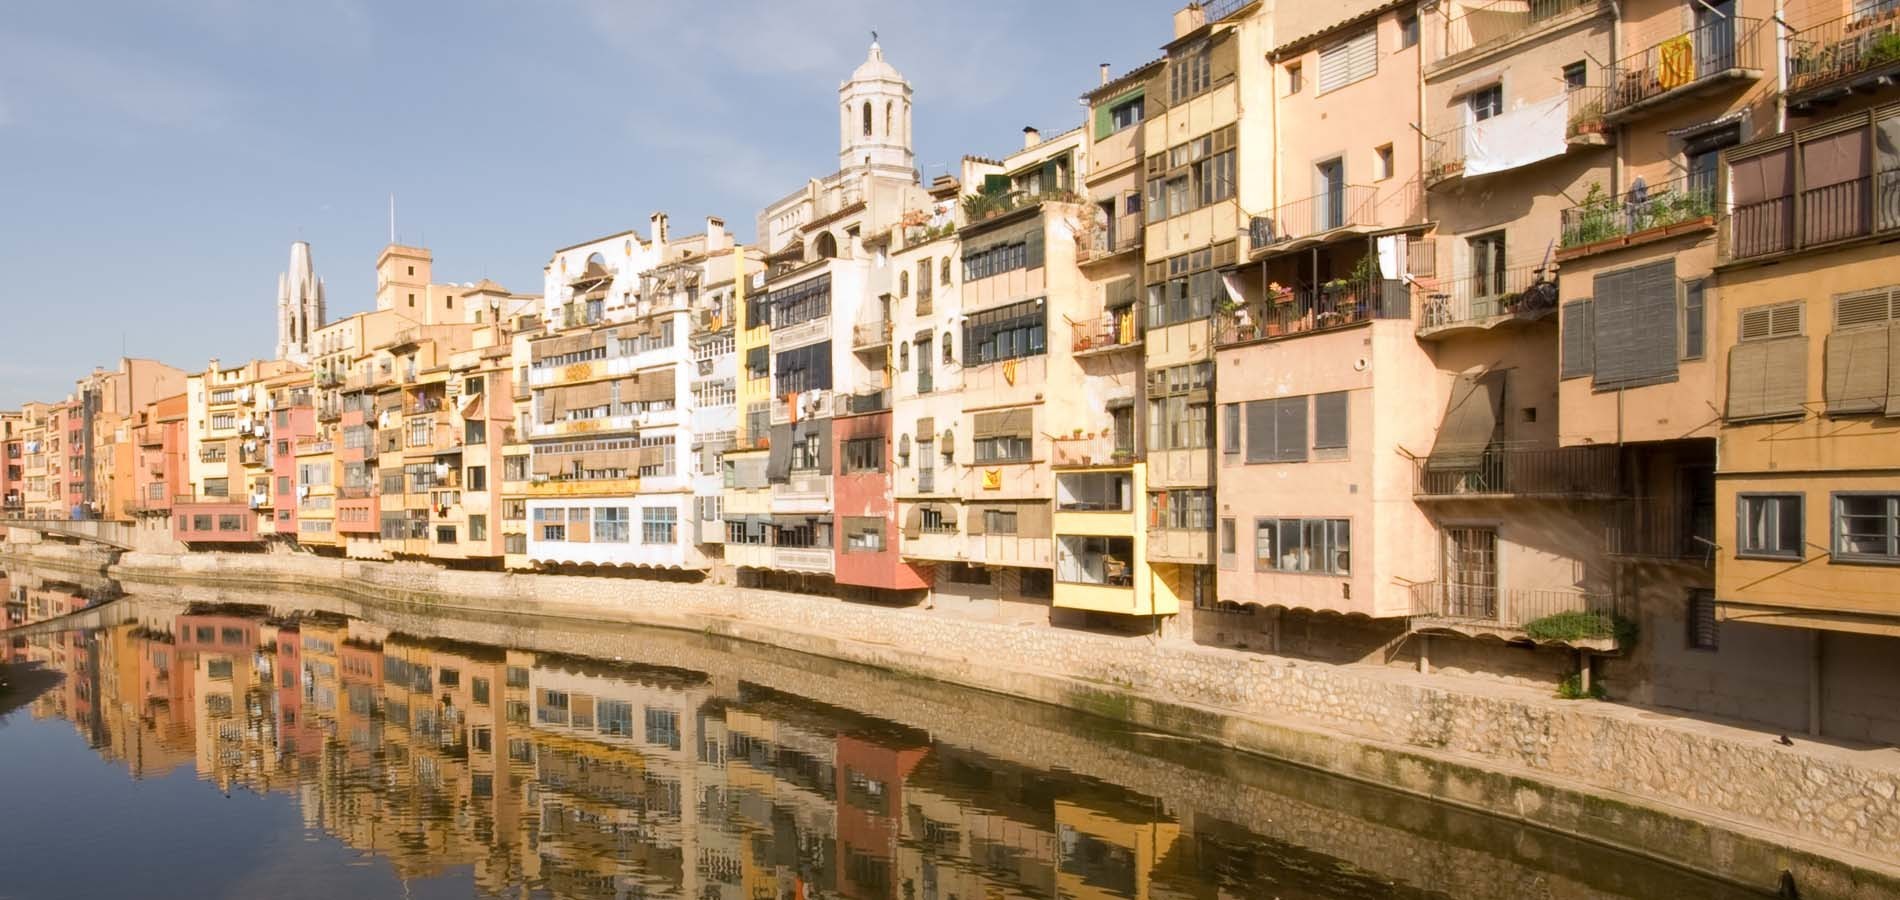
[1273,397,1308,462]
[966,504,986,535]
[1313,392,1348,450]
[1593,261,1678,389]
[1727,337,1808,421]
[1888,322,1900,417]
[903,506,922,539]
[1824,328,1889,415]
[1561,301,1595,379]
[1017,501,1052,538]
[1429,371,1505,468]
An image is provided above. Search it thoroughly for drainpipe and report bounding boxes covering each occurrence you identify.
[1774,0,1788,134]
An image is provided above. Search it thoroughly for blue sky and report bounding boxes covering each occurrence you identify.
[0,0,1166,407]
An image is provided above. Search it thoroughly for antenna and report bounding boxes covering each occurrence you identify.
[388,194,396,244]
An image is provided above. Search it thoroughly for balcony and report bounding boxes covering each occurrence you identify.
[770,390,834,426]
[1603,17,1765,122]
[198,449,228,464]
[1439,0,1603,62]
[851,319,892,350]
[1729,171,1900,261]
[1787,10,1900,111]
[1414,264,1558,339]
[1248,185,1380,257]
[1558,174,1717,258]
[1077,212,1143,264]
[772,546,834,573]
[315,371,343,388]
[1215,278,1410,346]
[1052,433,1132,469]
[1410,582,1627,649]
[1413,444,1621,500]
[297,439,335,455]
[842,388,890,415]
[1606,498,1716,565]
[1069,310,1142,357]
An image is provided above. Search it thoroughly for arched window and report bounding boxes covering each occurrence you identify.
[813,232,838,259]
[885,101,893,137]
[899,342,910,372]
[940,256,951,285]
[862,102,872,137]
[898,271,909,297]
[942,333,954,365]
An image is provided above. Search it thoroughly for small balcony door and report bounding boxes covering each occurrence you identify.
[1696,0,1737,75]
[1316,158,1346,232]
[1443,526,1498,619]
[915,335,934,395]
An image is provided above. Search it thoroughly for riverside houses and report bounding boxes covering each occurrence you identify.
[6,1,1897,749]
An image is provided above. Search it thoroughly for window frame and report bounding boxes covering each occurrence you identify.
[1830,492,1900,565]
[1736,492,1805,560]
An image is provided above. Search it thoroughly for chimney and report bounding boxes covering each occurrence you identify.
[650,211,670,247]
[1100,63,1111,86]
[706,216,728,252]
[1022,126,1041,149]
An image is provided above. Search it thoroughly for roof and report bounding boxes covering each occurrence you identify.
[1272,0,1410,57]
[1082,57,1165,102]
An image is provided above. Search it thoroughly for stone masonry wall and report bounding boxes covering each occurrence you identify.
[109,549,1900,884]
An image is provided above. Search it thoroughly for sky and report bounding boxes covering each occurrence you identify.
[0,0,1167,408]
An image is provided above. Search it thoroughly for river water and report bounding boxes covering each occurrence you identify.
[0,564,1771,900]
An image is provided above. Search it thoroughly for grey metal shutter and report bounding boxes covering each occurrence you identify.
[1824,328,1889,415]
[1244,400,1274,463]
[1592,268,1633,388]
[1024,223,1045,269]
[1273,397,1308,461]
[1313,392,1348,450]
[1890,322,1900,417]
[1561,301,1594,379]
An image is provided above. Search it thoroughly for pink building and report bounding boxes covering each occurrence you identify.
[832,409,930,595]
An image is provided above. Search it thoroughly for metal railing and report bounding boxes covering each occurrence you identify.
[1604,17,1764,116]
[851,319,892,349]
[1414,264,1559,335]
[1081,212,1143,262]
[1729,172,1900,260]
[1410,582,1625,637]
[1249,185,1379,250]
[843,389,890,415]
[1787,9,1900,96]
[1565,84,1611,138]
[1070,312,1142,354]
[1560,174,1718,248]
[1606,498,1716,564]
[1413,444,1621,498]
[1216,277,1410,345]
[1441,0,1599,59]
[1424,125,1469,184]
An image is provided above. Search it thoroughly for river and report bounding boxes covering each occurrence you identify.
[0,563,1772,900]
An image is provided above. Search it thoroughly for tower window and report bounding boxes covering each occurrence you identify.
[862,102,872,137]
[408,293,415,308]
[885,101,893,137]
[407,266,414,276]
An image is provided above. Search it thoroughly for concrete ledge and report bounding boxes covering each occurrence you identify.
[87,549,1900,897]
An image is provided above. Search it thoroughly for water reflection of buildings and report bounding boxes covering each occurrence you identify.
[17,603,1339,900]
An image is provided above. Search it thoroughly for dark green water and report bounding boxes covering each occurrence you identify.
[0,565,1773,900]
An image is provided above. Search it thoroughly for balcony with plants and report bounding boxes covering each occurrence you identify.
[1786,7,1900,111]
[1602,16,1765,121]
[1217,255,1410,346]
[1557,176,1717,258]
[1409,581,1631,651]
[1414,263,1559,339]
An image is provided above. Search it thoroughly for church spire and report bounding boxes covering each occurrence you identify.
[275,241,325,365]
[838,37,915,179]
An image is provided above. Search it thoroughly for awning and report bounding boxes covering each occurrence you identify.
[1427,370,1505,469]
[973,407,1033,440]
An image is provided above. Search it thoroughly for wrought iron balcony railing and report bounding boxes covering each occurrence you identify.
[1603,17,1765,117]
[1410,582,1626,642]
[1216,277,1410,345]
[1414,264,1559,337]
[1560,174,1718,250]
[1786,9,1900,100]
[1413,444,1621,499]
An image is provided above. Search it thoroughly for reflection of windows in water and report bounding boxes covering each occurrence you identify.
[1058,825,1140,896]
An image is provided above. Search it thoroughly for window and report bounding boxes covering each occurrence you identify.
[1317,29,1377,93]
[1682,279,1706,359]
[435,525,456,544]
[1563,61,1588,90]
[768,274,831,329]
[899,271,909,298]
[1057,471,1132,511]
[642,507,677,545]
[1686,589,1719,651]
[961,239,1030,281]
[1221,404,1241,454]
[1243,397,1308,463]
[1832,493,1900,563]
[204,477,229,497]
[1737,494,1803,559]
[465,420,486,445]
[594,506,630,542]
[1109,96,1143,131]
[1143,127,1237,223]
[1374,144,1394,181]
[1144,242,1235,328]
[218,514,243,531]
[1399,13,1420,49]
[466,466,487,491]
[843,437,884,473]
[774,342,833,397]
[963,299,1046,365]
[1739,301,1804,341]
[1057,535,1135,586]
[974,433,1032,463]
[1219,517,1237,568]
[1170,44,1211,102]
[921,506,956,534]
[1313,391,1349,451]
[1145,363,1211,451]
[1469,85,1503,122]
[1254,517,1351,574]
[1285,62,1303,95]
[469,515,487,541]
[843,517,884,553]
[535,506,566,542]
[1151,489,1212,530]
[1019,568,1053,599]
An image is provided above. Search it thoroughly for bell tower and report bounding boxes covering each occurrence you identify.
[838,39,915,180]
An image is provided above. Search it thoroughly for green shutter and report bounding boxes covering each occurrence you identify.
[1095,103,1114,141]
